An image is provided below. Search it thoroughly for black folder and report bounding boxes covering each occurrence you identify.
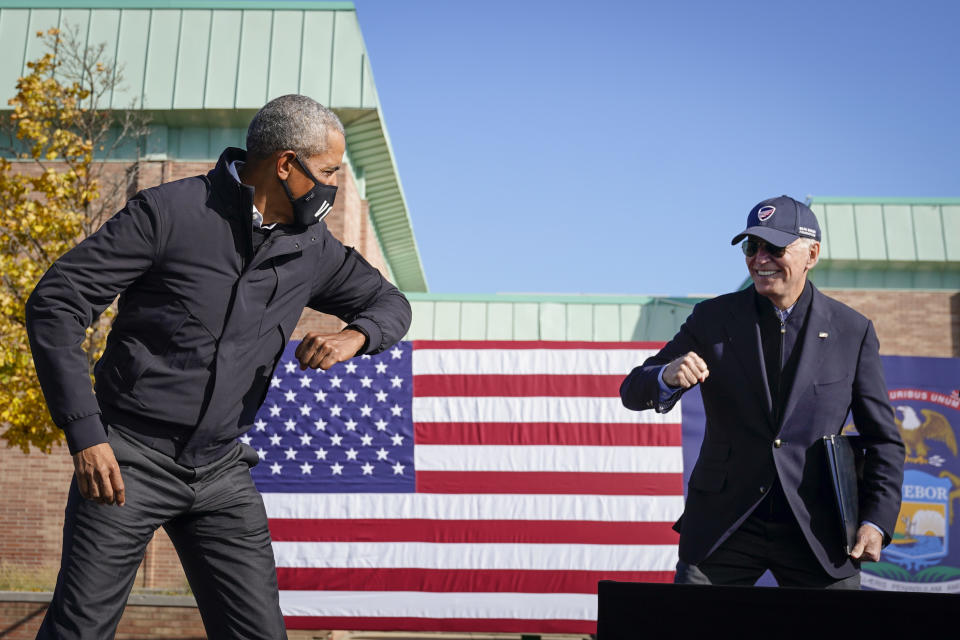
[823,434,863,554]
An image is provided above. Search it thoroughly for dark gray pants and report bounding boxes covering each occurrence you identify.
[37,427,287,639]
[674,511,861,590]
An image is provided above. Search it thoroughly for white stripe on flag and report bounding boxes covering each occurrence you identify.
[414,444,683,472]
[273,541,679,571]
[412,348,657,375]
[279,590,598,620]
[263,493,684,522]
[412,396,681,423]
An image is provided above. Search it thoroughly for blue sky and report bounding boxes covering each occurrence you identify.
[351,0,960,295]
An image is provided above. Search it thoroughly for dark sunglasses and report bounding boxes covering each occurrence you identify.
[741,239,788,258]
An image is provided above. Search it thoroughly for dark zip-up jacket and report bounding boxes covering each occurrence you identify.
[26,147,411,466]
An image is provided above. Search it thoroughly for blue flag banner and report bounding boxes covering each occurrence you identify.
[245,342,415,494]
[859,356,960,593]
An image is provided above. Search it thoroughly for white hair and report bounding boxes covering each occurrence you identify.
[794,237,820,269]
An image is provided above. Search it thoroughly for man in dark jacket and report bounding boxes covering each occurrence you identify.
[620,196,903,588]
[27,94,411,638]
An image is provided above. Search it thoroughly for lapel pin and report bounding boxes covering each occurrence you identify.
[818,332,829,339]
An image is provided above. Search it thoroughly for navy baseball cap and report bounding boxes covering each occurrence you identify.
[730,195,822,247]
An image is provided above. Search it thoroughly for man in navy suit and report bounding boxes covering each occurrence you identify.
[620,196,904,588]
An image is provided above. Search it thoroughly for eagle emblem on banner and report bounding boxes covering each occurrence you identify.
[894,406,957,465]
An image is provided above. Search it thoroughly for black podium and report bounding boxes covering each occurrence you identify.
[598,580,957,638]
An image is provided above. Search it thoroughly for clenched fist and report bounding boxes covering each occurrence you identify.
[294,328,366,370]
[663,351,710,389]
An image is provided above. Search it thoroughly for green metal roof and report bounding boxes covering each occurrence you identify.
[0,0,427,292]
[807,197,960,290]
[403,293,707,342]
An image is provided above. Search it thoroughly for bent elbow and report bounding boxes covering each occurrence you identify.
[396,292,413,336]
[24,288,43,338]
[620,372,642,411]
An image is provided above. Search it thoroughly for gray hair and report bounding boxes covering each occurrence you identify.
[795,237,820,269]
[246,94,344,160]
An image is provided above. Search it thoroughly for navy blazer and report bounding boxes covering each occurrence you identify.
[620,283,904,578]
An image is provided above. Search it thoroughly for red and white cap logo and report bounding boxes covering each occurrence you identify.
[757,205,775,222]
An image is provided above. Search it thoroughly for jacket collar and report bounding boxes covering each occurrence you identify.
[209,147,319,235]
[208,148,317,270]
[753,277,813,328]
[208,147,255,223]
[723,280,833,432]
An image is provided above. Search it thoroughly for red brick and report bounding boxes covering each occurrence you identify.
[823,289,958,357]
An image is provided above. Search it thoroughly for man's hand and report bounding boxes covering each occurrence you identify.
[73,442,125,506]
[295,328,366,370]
[663,351,709,389]
[849,524,883,562]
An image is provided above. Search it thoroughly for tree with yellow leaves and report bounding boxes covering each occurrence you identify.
[0,27,148,452]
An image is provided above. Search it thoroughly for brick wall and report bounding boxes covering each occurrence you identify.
[0,597,331,638]
[0,155,394,600]
[822,289,960,357]
[0,600,206,640]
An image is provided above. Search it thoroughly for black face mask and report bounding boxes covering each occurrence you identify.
[279,156,338,227]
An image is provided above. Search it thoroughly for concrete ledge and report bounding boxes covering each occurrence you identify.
[0,591,50,603]
[0,591,197,607]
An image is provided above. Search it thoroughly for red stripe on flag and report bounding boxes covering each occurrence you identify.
[414,421,682,446]
[412,340,665,350]
[269,519,680,544]
[277,567,674,593]
[414,374,625,397]
[285,617,597,634]
[417,471,683,495]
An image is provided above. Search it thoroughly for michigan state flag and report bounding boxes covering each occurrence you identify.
[858,356,960,593]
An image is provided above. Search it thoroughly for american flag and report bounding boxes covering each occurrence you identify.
[246,340,683,634]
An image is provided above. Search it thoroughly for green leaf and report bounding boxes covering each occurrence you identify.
[862,561,913,581]
[913,566,960,583]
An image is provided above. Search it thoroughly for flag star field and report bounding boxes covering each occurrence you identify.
[246,343,414,493]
